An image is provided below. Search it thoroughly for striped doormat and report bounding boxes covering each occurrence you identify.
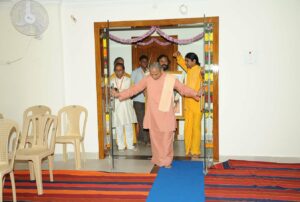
[4,160,300,202]
[205,159,300,201]
[3,170,156,202]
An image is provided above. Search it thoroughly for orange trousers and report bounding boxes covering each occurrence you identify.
[184,110,202,155]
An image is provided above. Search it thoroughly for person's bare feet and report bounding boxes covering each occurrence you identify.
[164,165,172,169]
[127,146,137,151]
[191,154,201,159]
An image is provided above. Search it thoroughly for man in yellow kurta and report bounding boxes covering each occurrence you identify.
[173,51,204,158]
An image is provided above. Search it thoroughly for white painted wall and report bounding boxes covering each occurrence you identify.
[0,2,64,126]
[61,0,300,158]
[1,0,299,158]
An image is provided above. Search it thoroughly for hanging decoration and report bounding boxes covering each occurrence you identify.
[109,26,207,45]
[203,21,215,173]
[137,37,171,46]
[101,28,112,154]
[204,23,214,119]
[156,28,204,45]
[204,27,213,65]
[109,26,156,44]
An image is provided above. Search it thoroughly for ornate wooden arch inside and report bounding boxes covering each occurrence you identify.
[94,17,219,160]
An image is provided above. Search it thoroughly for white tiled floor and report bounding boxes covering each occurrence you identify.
[14,139,300,174]
[14,140,201,173]
[113,140,212,157]
[15,158,154,173]
[14,154,300,174]
[113,140,186,156]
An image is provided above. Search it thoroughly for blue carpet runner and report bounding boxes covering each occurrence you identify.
[147,160,204,202]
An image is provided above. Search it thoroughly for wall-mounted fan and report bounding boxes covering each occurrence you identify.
[10,0,49,37]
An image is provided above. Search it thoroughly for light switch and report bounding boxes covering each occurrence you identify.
[245,50,257,64]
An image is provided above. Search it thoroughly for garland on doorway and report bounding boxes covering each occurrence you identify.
[109,26,206,45]
[137,37,171,46]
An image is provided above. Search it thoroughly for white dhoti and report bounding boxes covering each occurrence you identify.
[111,75,137,149]
[116,124,134,150]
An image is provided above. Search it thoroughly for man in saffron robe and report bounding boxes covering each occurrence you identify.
[112,62,203,168]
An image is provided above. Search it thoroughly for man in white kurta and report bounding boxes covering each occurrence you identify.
[111,63,137,150]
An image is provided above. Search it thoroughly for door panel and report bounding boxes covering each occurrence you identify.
[132,36,178,71]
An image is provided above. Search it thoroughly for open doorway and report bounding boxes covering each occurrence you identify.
[94,17,219,161]
[132,35,178,71]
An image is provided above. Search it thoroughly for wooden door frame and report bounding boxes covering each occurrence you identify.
[94,17,219,160]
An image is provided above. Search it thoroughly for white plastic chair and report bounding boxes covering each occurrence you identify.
[56,105,88,170]
[15,115,57,195]
[20,105,52,181]
[22,105,51,145]
[23,105,51,119]
[0,119,20,202]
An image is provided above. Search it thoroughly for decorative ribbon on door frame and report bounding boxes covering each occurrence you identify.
[109,26,207,45]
